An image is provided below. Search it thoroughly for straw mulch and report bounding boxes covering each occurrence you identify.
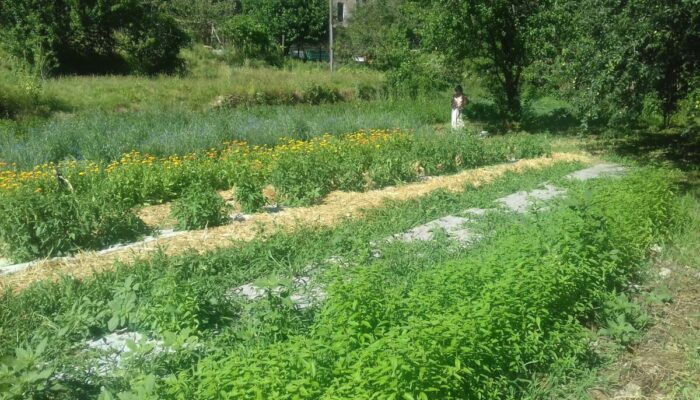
[0,152,590,292]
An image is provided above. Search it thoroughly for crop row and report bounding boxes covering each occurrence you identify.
[0,161,588,399]
[176,169,684,399]
[0,131,550,261]
[0,166,684,399]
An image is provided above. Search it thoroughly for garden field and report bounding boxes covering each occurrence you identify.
[1,0,698,396]
[1,43,699,400]
[0,151,692,399]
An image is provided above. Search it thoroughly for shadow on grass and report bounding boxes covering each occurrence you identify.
[612,126,700,169]
[591,125,700,196]
[522,106,579,134]
[0,94,72,121]
[464,100,580,135]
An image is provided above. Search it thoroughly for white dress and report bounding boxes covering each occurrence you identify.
[451,96,464,129]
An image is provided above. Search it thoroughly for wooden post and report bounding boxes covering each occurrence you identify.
[329,0,334,72]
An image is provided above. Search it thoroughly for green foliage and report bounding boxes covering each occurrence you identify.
[180,169,682,399]
[240,0,327,51]
[424,0,552,122]
[0,98,438,169]
[337,0,450,96]
[220,15,283,66]
[166,0,240,45]
[0,339,64,399]
[170,186,231,230]
[269,132,550,205]
[116,7,190,75]
[0,0,189,75]
[0,162,616,398]
[0,82,35,119]
[0,186,148,262]
[597,293,649,348]
[537,0,700,129]
[301,84,342,105]
[386,52,452,96]
[215,82,356,108]
[229,161,266,213]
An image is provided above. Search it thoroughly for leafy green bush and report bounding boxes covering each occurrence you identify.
[0,84,28,119]
[116,11,190,75]
[597,293,649,348]
[0,187,148,262]
[170,186,231,230]
[301,84,342,105]
[230,162,267,213]
[386,52,453,97]
[0,339,63,400]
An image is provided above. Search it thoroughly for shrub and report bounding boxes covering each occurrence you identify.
[220,15,283,67]
[170,186,231,230]
[231,160,267,213]
[269,144,336,205]
[0,187,148,262]
[301,84,342,105]
[116,11,190,75]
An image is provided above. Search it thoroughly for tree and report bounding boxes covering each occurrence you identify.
[0,0,189,75]
[167,0,241,46]
[240,0,327,52]
[537,0,699,129]
[220,15,282,65]
[336,0,418,70]
[423,0,551,122]
[336,0,452,96]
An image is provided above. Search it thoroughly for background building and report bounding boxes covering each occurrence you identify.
[332,0,362,26]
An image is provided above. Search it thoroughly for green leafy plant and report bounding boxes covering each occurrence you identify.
[0,186,148,262]
[231,161,267,213]
[170,186,231,230]
[597,293,649,348]
[0,339,64,399]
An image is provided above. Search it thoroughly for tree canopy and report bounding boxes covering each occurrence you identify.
[0,0,189,75]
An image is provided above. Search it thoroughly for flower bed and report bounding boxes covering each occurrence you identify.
[0,130,551,260]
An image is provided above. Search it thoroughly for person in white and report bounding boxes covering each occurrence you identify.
[451,85,467,129]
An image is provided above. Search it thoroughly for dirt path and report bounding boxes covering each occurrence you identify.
[588,246,700,400]
[0,152,589,293]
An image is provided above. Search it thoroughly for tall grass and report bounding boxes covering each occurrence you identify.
[32,49,385,113]
[0,98,448,167]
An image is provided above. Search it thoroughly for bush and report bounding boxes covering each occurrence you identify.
[301,84,342,105]
[0,84,27,119]
[117,11,190,75]
[386,53,453,97]
[231,162,267,213]
[0,187,148,262]
[170,186,231,230]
